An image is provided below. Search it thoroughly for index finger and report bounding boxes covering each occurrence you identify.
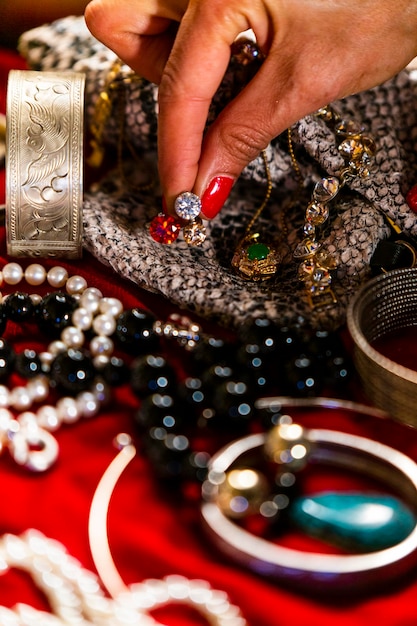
[157,0,249,208]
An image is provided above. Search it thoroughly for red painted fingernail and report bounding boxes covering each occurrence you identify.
[201,176,234,219]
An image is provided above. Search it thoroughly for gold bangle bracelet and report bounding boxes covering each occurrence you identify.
[6,70,85,258]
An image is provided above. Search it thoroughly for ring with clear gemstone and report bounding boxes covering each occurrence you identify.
[174,192,202,221]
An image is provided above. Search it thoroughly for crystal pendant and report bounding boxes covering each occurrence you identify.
[232,234,281,281]
[149,213,181,244]
[174,192,202,220]
[334,119,365,137]
[305,201,329,226]
[183,217,207,246]
[313,177,340,203]
[290,492,416,551]
[298,258,315,280]
[293,238,322,260]
[312,266,332,287]
[303,221,316,238]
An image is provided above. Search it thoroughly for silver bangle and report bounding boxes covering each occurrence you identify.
[347,267,417,428]
[201,418,417,592]
[6,70,85,258]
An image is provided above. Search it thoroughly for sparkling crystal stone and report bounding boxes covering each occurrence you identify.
[298,258,315,280]
[293,238,321,260]
[335,119,365,137]
[290,492,416,551]
[149,213,181,244]
[183,217,207,246]
[174,192,202,221]
[313,177,340,203]
[312,267,332,287]
[303,221,316,238]
[315,106,337,124]
[306,201,329,225]
[338,138,367,162]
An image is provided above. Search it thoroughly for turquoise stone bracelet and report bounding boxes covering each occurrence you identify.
[290,492,415,552]
[201,406,417,592]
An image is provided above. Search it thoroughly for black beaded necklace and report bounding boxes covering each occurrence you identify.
[0,278,352,480]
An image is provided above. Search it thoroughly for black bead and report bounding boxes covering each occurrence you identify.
[238,318,283,360]
[50,349,96,393]
[0,304,7,336]
[115,308,160,355]
[142,429,192,481]
[302,329,352,389]
[130,354,177,397]
[201,363,235,392]
[191,336,236,372]
[36,292,78,338]
[134,393,189,431]
[211,377,254,428]
[0,338,16,379]
[4,292,35,322]
[284,351,323,396]
[101,356,130,387]
[15,349,43,379]
[178,377,207,411]
[235,343,274,394]
[323,353,352,388]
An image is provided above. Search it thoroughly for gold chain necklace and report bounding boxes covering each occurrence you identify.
[87,59,154,192]
[231,149,282,281]
[232,106,376,310]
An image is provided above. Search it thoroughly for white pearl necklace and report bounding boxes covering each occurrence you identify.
[0,529,247,625]
[0,262,124,472]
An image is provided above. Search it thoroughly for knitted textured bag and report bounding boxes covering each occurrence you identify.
[17,16,417,331]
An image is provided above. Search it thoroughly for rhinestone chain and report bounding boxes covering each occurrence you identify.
[293,105,377,309]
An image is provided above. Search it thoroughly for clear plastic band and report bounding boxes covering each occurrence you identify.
[6,69,85,258]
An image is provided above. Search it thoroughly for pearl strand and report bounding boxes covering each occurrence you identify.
[0,530,247,626]
[0,262,123,471]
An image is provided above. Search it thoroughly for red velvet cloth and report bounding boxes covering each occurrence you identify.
[1,49,417,625]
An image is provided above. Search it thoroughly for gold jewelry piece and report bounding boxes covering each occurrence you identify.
[6,70,85,258]
[232,150,282,281]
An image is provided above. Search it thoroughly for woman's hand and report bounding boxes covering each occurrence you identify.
[85,0,417,217]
